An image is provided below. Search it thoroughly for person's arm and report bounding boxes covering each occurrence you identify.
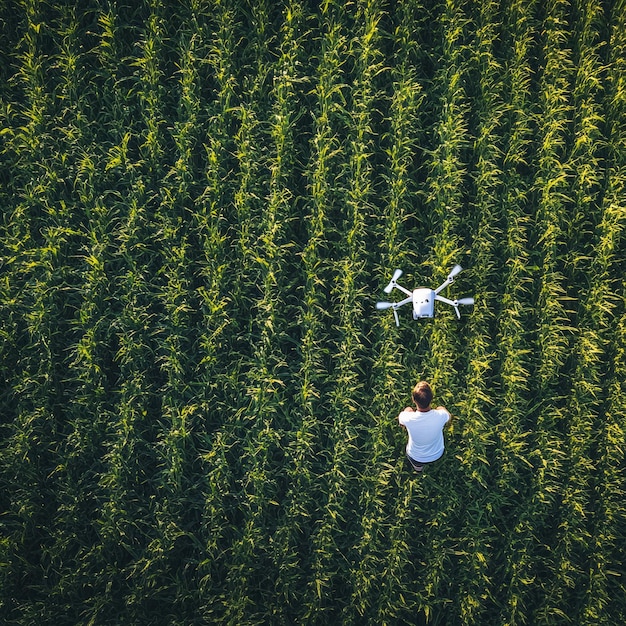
[398,406,413,427]
[436,405,453,427]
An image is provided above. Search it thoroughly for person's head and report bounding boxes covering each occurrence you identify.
[412,381,433,410]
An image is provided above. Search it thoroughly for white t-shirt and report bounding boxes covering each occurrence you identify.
[398,408,450,463]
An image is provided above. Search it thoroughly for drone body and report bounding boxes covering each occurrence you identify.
[376,265,474,326]
[412,288,436,319]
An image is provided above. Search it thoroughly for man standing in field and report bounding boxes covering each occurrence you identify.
[398,381,451,472]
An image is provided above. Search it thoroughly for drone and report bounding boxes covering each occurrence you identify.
[376,265,474,326]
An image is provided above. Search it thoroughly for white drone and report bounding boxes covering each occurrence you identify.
[376,265,474,326]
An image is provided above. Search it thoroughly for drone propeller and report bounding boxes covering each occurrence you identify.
[383,269,403,294]
[449,264,462,280]
[376,301,400,326]
[434,264,463,295]
[376,301,394,310]
[377,295,412,326]
[451,297,474,320]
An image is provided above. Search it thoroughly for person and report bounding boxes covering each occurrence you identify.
[398,381,451,472]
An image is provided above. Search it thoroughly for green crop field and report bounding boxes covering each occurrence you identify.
[1,0,624,623]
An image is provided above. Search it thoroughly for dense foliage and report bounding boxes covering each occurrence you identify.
[1,0,624,623]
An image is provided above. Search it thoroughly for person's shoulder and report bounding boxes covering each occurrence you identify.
[398,407,415,422]
[435,406,451,420]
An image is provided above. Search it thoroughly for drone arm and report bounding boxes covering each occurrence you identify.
[393,284,412,297]
[434,280,450,295]
[376,295,412,326]
[434,265,463,295]
[435,294,462,319]
[393,295,413,309]
[391,296,412,326]
[434,294,455,307]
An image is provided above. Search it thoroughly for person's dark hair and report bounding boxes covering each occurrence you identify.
[412,381,433,409]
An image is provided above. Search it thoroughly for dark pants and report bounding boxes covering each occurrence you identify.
[407,452,443,473]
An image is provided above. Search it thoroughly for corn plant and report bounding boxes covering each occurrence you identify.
[264,1,340,619]
[532,0,579,594]
[300,3,355,620]
[537,0,609,620]
[491,1,542,622]
[450,1,508,621]
[374,477,422,623]
[417,0,471,616]
[217,1,306,620]
[561,0,626,622]
[349,2,424,621]
[192,3,243,619]
[133,0,167,180]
